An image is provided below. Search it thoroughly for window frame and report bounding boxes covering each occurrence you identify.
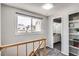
[16,13,43,34]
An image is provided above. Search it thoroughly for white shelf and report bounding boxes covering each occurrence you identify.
[69,40,79,42]
[69,20,79,23]
[69,27,79,29]
[69,13,79,56]
[70,45,79,50]
[69,45,79,56]
[70,33,79,35]
[69,52,78,56]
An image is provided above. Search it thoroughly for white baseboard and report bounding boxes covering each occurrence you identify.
[61,51,69,56]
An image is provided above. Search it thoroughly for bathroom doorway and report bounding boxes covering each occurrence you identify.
[53,17,62,51]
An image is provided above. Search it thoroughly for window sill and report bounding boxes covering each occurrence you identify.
[16,31,43,35]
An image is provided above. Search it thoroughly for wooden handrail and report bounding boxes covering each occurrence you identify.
[0,38,47,56]
[0,39,46,49]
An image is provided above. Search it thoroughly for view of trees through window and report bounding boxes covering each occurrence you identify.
[17,14,42,33]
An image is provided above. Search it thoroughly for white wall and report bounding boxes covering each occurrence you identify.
[47,16,53,48]
[53,22,61,33]
[48,12,69,56]
[53,22,61,43]
[1,4,48,56]
[48,4,79,55]
[0,4,1,56]
[61,15,69,55]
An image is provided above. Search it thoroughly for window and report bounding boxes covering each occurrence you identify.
[32,18,41,32]
[17,14,42,33]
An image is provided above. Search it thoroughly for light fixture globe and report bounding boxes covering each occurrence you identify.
[42,3,54,10]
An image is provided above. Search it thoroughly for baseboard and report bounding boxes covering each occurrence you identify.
[54,41,61,44]
[61,51,69,56]
[39,46,51,50]
[46,46,54,49]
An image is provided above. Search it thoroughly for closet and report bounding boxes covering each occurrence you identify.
[69,12,79,56]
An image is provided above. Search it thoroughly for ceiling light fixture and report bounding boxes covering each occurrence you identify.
[42,3,54,10]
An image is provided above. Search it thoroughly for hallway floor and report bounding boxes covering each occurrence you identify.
[47,47,65,56]
[54,42,61,51]
[40,47,66,56]
[53,42,76,56]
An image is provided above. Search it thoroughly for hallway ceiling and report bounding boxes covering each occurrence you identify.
[3,3,79,16]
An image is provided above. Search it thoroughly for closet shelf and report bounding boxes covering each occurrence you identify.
[69,45,79,56]
[69,39,79,42]
[69,20,79,23]
[70,45,79,50]
[70,33,79,35]
[69,27,79,29]
[69,12,79,56]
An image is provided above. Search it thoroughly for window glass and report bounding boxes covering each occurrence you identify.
[32,18,41,32]
[17,14,42,33]
[17,15,31,33]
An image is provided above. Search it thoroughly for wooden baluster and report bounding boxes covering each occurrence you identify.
[33,42,34,52]
[39,41,40,56]
[26,43,27,56]
[5,48,7,56]
[17,45,19,56]
[33,42,34,55]
[44,40,46,56]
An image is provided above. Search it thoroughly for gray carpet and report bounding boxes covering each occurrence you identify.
[54,42,61,51]
[47,48,66,56]
[39,47,66,56]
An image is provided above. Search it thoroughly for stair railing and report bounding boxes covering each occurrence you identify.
[0,38,47,56]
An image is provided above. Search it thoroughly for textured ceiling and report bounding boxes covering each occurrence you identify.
[3,3,79,16]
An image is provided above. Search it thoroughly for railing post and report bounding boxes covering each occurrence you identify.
[17,45,19,56]
[26,43,27,56]
[5,48,7,56]
[38,41,40,56]
[44,39,47,56]
[0,48,1,56]
[33,42,34,52]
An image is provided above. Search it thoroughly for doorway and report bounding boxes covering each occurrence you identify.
[53,17,62,51]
